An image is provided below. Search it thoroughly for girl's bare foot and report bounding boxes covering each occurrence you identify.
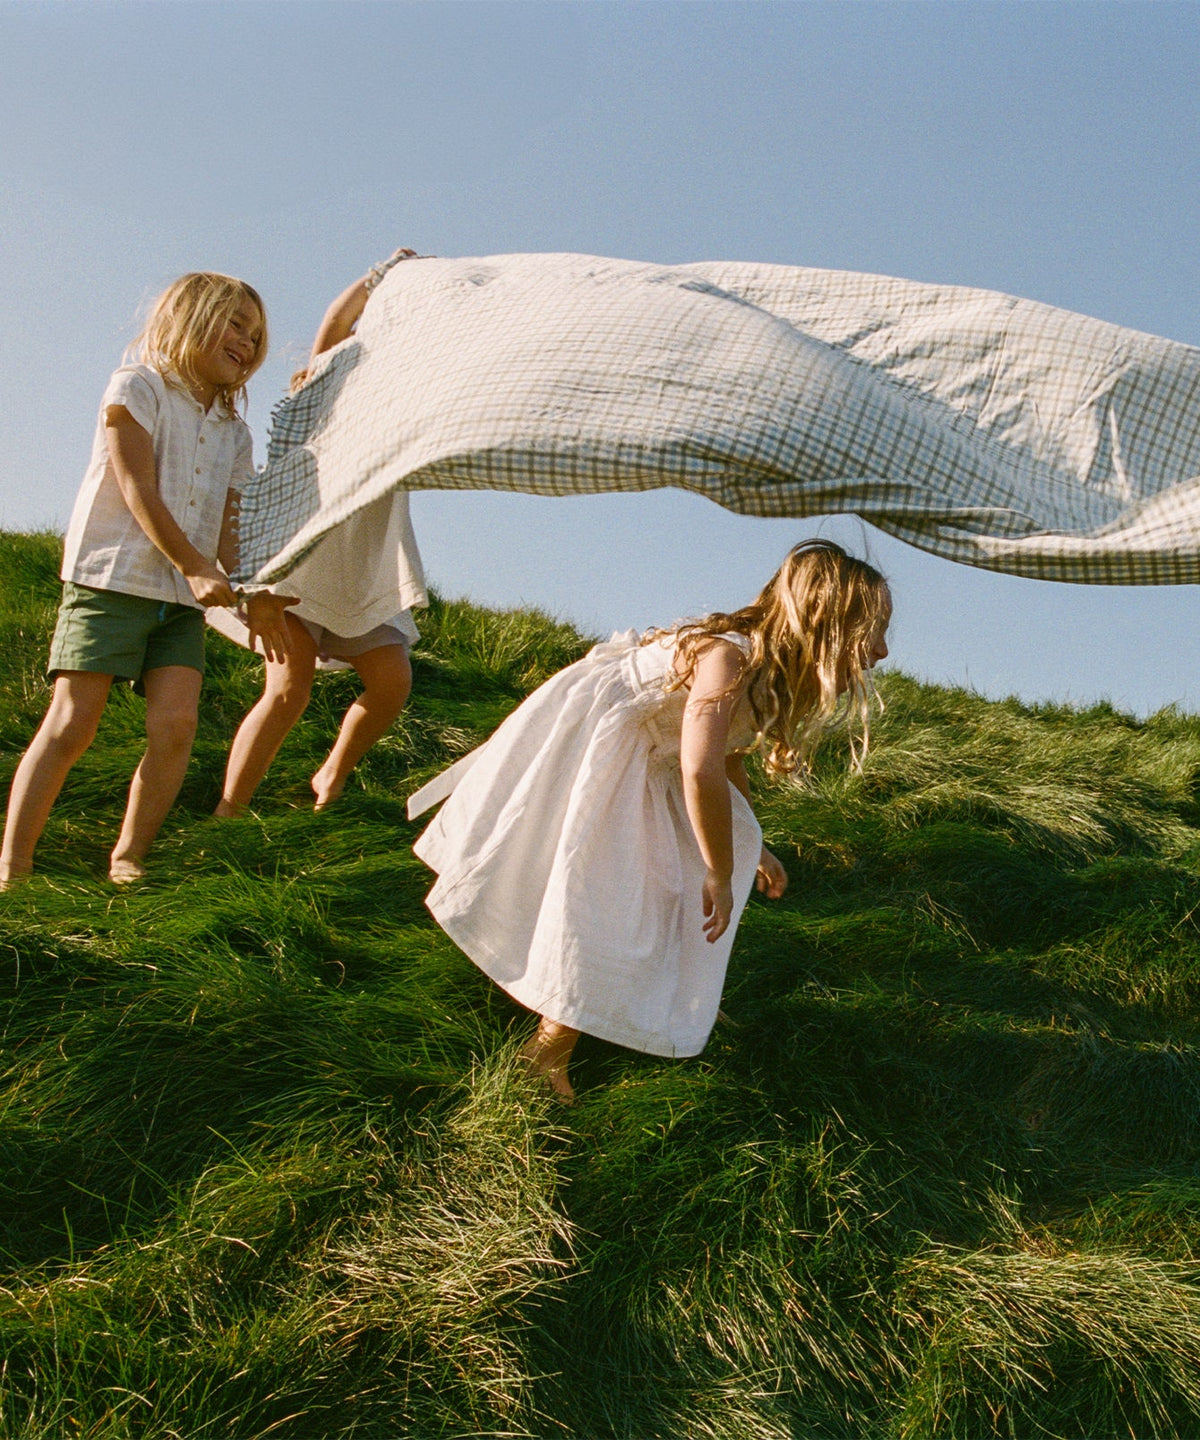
[0,863,32,891]
[108,858,146,885]
[213,797,246,818]
[520,1018,580,1105]
[311,766,346,812]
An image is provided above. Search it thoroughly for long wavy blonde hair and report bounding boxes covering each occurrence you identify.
[131,272,268,415]
[658,539,891,777]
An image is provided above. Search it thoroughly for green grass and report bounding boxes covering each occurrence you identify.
[4,528,1200,1437]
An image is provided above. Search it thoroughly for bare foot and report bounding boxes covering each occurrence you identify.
[108,858,146,885]
[311,767,346,812]
[0,863,32,892]
[520,1018,580,1105]
[213,798,247,819]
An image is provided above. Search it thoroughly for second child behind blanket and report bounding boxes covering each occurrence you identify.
[215,250,427,815]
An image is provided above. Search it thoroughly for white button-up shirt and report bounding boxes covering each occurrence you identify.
[61,364,255,607]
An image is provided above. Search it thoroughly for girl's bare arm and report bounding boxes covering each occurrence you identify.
[679,638,748,942]
[725,753,788,899]
[306,278,371,369]
[303,248,418,376]
[105,407,235,607]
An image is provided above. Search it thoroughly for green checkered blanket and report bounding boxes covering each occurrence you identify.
[235,252,1200,586]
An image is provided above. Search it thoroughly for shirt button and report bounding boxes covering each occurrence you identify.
[199,436,206,444]
[195,466,202,474]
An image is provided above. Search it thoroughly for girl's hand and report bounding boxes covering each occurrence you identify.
[702,869,734,943]
[185,562,237,609]
[245,592,299,664]
[755,846,788,899]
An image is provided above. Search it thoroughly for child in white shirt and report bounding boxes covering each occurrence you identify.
[1,271,281,886]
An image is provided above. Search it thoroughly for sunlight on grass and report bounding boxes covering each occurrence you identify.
[4,530,1200,1437]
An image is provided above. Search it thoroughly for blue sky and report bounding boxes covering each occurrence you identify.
[3,0,1200,715]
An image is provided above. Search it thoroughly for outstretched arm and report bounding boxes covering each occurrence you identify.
[306,277,372,366]
[298,247,418,382]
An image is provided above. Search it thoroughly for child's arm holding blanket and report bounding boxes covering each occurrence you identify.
[105,406,237,608]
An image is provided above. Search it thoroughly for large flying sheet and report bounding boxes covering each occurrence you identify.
[235,252,1200,586]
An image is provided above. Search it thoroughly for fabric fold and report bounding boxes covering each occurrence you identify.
[233,252,1200,588]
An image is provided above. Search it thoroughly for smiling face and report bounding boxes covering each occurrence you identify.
[133,273,269,416]
[191,300,265,406]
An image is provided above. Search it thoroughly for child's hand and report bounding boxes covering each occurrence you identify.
[755,846,788,899]
[245,592,299,664]
[702,869,734,943]
[185,563,238,609]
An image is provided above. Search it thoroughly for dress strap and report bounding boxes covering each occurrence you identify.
[406,747,485,819]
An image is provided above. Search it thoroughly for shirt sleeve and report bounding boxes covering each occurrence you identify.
[102,366,160,436]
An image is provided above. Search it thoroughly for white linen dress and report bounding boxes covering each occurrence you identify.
[408,630,763,1058]
[208,489,425,669]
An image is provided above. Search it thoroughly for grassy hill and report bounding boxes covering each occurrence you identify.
[3,528,1200,1439]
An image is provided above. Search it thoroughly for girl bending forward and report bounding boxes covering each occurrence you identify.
[408,540,891,1102]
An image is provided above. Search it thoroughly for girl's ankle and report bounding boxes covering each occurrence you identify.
[521,1020,580,1104]
[311,767,347,811]
[108,854,147,885]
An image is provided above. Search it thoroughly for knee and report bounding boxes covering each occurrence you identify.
[146,705,199,754]
[269,678,313,721]
[263,665,314,718]
[367,680,410,722]
[41,697,104,759]
[360,654,412,719]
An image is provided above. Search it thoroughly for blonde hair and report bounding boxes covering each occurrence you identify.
[131,272,268,414]
[660,539,891,778]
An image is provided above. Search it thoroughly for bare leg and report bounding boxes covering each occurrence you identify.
[1,671,113,885]
[520,1016,581,1104]
[311,643,411,810]
[215,616,317,816]
[109,665,203,880]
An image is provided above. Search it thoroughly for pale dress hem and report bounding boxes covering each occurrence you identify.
[427,902,710,1059]
[416,777,761,1059]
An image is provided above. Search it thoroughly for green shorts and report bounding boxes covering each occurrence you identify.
[48,582,206,682]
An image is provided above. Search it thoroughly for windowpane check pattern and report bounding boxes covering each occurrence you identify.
[236,253,1200,588]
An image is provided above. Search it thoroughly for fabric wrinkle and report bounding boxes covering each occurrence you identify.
[237,252,1200,589]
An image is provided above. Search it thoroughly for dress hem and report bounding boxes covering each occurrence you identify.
[426,897,712,1059]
